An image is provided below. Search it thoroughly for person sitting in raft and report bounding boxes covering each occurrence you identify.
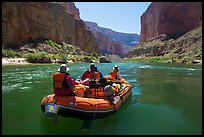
[53,64,75,96]
[94,66,103,80]
[112,65,122,80]
[104,66,122,94]
[81,63,95,80]
[104,65,122,80]
[81,63,98,85]
[104,70,117,80]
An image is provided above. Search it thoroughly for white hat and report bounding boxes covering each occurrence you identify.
[90,63,95,67]
[113,65,119,70]
[58,64,69,73]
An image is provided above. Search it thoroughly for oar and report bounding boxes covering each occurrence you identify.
[119,85,135,97]
[112,85,135,104]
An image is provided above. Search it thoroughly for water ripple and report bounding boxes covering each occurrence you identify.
[2,83,23,93]
[19,87,31,90]
[137,63,201,74]
[139,65,152,69]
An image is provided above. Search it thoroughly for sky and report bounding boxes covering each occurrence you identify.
[75,2,151,35]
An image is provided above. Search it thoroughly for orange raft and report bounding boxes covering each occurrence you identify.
[40,78,134,119]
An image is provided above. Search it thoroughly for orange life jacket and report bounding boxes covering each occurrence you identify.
[95,71,101,79]
[53,72,69,89]
[105,70,117,80]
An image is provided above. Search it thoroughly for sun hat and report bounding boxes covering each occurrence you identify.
[58,64,69,73]
[90,63,95,67]
[113,65,119,70]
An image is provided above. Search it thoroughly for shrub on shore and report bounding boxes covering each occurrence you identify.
[2,39,100,63]
[2,49,22,58]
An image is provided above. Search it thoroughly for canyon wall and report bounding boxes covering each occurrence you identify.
[140,2,202,43]
[53,2,80,20]
[94,32,124,57]
[2,2,98,53]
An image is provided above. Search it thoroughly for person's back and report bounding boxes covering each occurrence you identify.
[53,64,75,96]
[105,65,122,80]
[113,65,122,80]
[104,70,117,80]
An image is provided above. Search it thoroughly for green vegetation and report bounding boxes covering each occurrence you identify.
[136,39,167,49]
[2,39,101,63]
[122,54,202,64]
[44,39,78,55]
[122,56,173,63]
[2,49,22,58]
[44,39,62,49]
[78,55,97,61]
[22,52,98,63]
[22,52,51,63]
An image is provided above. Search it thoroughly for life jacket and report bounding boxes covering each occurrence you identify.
[53,72,69,89]
[109,71,117,80]
[82,70,99,81]
[95,71,101,79]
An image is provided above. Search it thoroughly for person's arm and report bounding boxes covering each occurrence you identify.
[118,72,122,79]
[99,71,103,78]
[81,78,89,85]
[66,75,75,91]
[81,71,86,81]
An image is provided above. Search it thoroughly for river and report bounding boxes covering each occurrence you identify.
[2,62,202,135]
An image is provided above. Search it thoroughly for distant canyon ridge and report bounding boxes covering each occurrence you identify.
[85,21,140,57]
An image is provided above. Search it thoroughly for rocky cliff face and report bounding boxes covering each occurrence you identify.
[140,2,202,43]
[127,26,202,63]
[2,2,98,53]
[85,21,139,55]
[94,32,124,57]
[52,2,80,20]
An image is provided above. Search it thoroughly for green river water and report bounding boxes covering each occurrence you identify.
[2,62,202,135]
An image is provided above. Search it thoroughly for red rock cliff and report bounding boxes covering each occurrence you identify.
[53,2,80,20]
[140,2,202,43]
[94,32,124,57]
[2,2,97,53]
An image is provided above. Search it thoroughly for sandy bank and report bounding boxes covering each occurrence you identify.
[2,58,31,65]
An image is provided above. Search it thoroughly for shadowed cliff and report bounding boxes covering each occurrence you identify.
[2,2,98,53]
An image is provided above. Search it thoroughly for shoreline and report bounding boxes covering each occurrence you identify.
[2,58,31,65]
[2,58,95,65]
[2,57,202,65]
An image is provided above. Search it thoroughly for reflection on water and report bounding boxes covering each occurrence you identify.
[2,62,202,135]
